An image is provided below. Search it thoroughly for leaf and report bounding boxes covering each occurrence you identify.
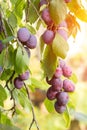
[49,0,67,24]
[8,13,17,28]
[26,24,36,34]
[14,0,25,18]
[69,73,78,83]
[0,85,7,106]
[65,13,80,38]
[0,124,20,130]
[0,69,14,81]
[25,0,40,24]
[2,36,14,44]
[31,77,48,89]
[44,98,54,113]
[41,45,57,79]
[3,19,13,36]
[40,36,45,57]
[15,46,29,74]
[63,106,71,128]
[52,33,69,59]
[68,0,87,22]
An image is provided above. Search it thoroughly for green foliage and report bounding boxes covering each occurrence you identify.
[52,33,69,59]
[0,85,7,106]
[14,46,29,74]
[41,45,57,79]
[44,98,54,113]
[8,13,17,28]
[25,0,40,24]
[49,0,67,24]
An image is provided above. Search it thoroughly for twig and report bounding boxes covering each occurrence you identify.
[24,83,40,130]
[5,71,16,116]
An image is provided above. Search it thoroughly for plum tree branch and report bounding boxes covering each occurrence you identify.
[24,83,40,130]
[4,71,16,116]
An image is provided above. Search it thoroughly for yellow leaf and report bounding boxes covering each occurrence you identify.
[52,33,69,59]
[68,0,87,22]
[49,0,67,25]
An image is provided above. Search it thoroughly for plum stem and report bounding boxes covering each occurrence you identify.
[24,83,40,130]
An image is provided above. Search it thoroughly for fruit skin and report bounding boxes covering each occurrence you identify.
[19,70,29,80]
[39,0,48,7]
[47,86,58,100]
[0,40,4,53]
[57,29,68,41]
[14,77,24,89]
[62,65,72,78]
[51,77,63,91]
[59,59,66,68]
[41,8,53,25]
[56,92,69,105]
[54,101,66,113]
[58,20,67,28]
[64,0,71,3]
[42,29,55,44]
[26,35,37,49]
[63,79,75,92]
[54,67,63,78]
[17,27,31,43]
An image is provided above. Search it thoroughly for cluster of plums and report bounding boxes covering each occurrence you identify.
[14,27,37,89]
[39,0,71,45]
[14,70,29,89]
[46,59,75,114]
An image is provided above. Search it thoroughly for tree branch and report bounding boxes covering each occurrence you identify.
[4,71,16,116]
[24,83,40,130]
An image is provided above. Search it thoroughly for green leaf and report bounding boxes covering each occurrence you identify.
[8,13,17,28]
[25,0,40,24]
[69,73,78,83]
[49,0,67,24]
[42,45,57,79]
[0,85,7,106]
[63,106,71,128]
[15,46,29,74]
[15,0,25,18]
[26,24,36,34]
[3,19,13,36]
[52,33,69,59]
[0,69,14,81]
[44,98,54,113]
[40,36,45,57]
[2,36,14,44]
[0,124,20,130]
[36,19,42,30]
[31,77,48,89]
